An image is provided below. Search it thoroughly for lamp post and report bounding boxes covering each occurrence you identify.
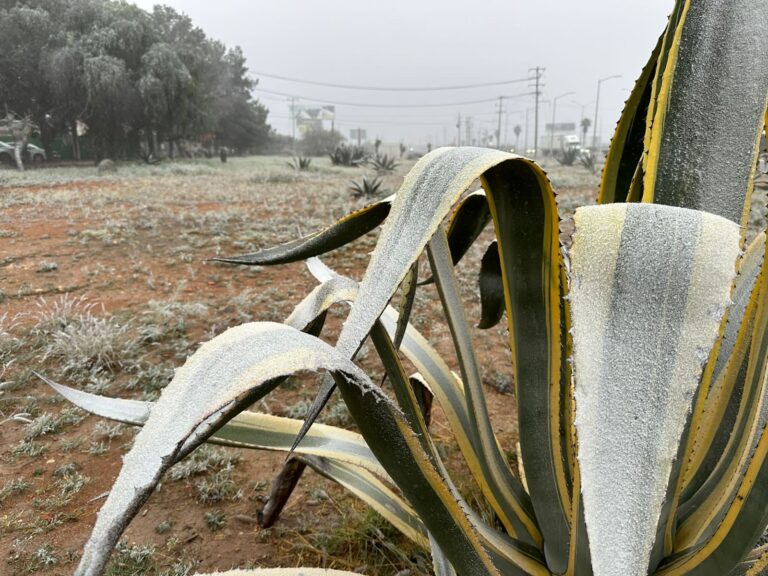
[550,91,575,156]
[592,75,621,150]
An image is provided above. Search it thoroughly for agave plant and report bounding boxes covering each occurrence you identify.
[578,150,596,174]
[329,143,368,167]
[47,1,768,575]
[369,153,399,173]
[287,156,312,171]
[348,174,385,197]
[554,147,580,166]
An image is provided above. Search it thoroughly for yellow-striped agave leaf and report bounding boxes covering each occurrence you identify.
[568,203,742,576]
[642,0,768,231]
[214,194,393,266]
[290,455,429,548]
[598,31,662,205]
[679,232,766,500]
[43,380,430,550]
[42,379,386,478]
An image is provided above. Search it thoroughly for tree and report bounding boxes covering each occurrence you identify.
[580,117,592,148]
[0,5,57,153]
[213,46,271,153]
[0,0,272,160]
[139,43,195,157]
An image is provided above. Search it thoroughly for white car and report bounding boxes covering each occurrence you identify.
[0,141,46,165]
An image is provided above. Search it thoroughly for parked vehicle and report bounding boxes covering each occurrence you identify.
[0,141,46,166]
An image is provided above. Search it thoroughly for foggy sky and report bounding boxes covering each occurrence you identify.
[132,0,673,148]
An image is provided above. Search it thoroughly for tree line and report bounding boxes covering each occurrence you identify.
[0,0,272,161]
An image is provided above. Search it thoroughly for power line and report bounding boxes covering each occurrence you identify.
[254,87,533,109]
[249,71,530,92]
[253,87,535,109]
[270,114,454,127]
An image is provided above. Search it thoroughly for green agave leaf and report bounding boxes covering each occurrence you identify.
[643,0,768,230]
[291,259,533,539]
[655,233,766,565]
[427,225,540,546]
[420,189,492,286]
[369,318,549,574]
[336,147,530,358]
[641,0,687,166]
[480,159,569,569]
[568,203,741,576]
[394,260,419,349]
[565,470,593,576]
[477,241,504,329]
[284,273,358,330]
[214,194,393,266]
[429,533,458,576]
[599,30,662,204]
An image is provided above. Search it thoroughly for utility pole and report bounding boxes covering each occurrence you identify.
[495,96,505,149]
[457,112,462,146]
[465,116,473,146]
[288,97,297,153]
[504,113,510,150]
[528,67,545,158]
[525,108,530,151]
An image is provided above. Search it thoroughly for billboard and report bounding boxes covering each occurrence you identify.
[545,122,576,133]
[295,106,336,134]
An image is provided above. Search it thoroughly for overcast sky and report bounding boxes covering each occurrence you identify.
[132,0,673,148]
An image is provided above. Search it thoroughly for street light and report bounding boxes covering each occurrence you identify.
[592,75,621,150]
[550,91,575,155]
[570,100,593,119]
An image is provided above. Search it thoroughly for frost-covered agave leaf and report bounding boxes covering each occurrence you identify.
[643,0,768,229]
[284,274,358,330]
[568,203,741,576]
[42,379,386,479]
[72,322,374,576]
[336,147,514,358]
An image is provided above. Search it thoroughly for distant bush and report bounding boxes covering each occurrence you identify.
[299,127,344,156]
